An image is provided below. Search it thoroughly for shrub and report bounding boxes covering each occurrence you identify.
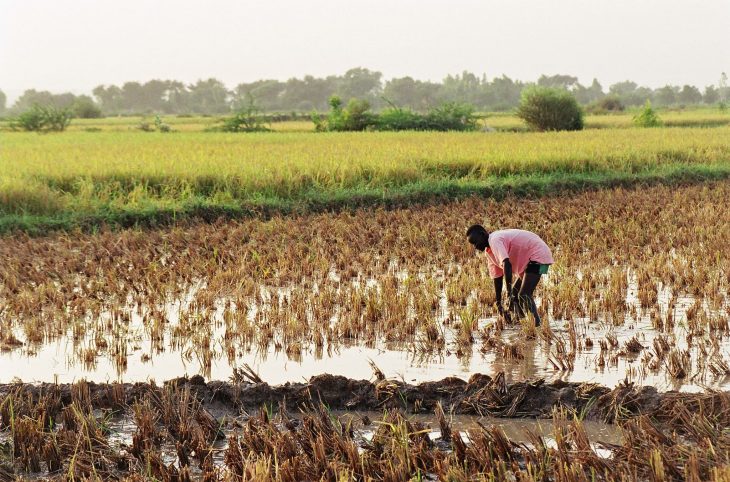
[137,118,154,132]
[376,108,426,131]
[9,104,72,132]
[633,100,662,127]
[516,86,584,131]
[72,97,103,119]
[312,96,375,132]
[216,96,270,133]
[424,102,478,131]
[375,103,478,131]
[154,115,172,133]
[587,95,625,114]
[315,97,478,132]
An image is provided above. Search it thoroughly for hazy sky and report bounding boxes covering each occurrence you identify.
[1,0,728,100]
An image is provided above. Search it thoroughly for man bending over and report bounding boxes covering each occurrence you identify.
[466,225,553,326]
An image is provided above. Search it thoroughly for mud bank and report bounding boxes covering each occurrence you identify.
[3,373,730,480]
[2,372,728,424]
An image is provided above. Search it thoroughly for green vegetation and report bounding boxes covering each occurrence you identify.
[586,95,625,114]
[71,96,103,119]
[1,126,730,233]
[376,103,478,131]
[8,104,72,132]
[633,100,663,127]
[516,86,584,131]
[312,96,374,132]
[214,96,271,133]
[312,96,478,132]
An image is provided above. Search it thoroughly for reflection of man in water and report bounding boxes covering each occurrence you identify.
[466,225,554,326]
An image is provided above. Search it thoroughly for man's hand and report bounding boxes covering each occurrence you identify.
[495,302,512,322]
[508,287,519,312]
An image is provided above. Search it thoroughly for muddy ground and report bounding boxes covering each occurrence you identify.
[4,373,730,480]
[2,372,727,424]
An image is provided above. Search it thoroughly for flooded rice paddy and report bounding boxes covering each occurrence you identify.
[2,181,730,480]
[1,270,726,392]
[98,409,621,467]
[2,182,729,392]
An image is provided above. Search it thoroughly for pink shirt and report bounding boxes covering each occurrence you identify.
[485,229,554,279]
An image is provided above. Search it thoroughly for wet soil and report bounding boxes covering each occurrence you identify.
[2,372,726,424]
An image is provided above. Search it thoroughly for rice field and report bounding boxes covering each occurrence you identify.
[2,124,730,233]
[2,121,730,479]
[2,181,729,386]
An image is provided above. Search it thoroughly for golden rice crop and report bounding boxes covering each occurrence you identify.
[1,127,730,222]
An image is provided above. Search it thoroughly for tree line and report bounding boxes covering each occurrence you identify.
[1,68,728,117]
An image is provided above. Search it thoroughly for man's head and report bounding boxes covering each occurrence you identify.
[466,224,489,251]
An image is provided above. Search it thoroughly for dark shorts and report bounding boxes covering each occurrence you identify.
[525,261,550,275]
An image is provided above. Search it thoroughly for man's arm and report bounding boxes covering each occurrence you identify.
[493,276,509,319]
[503,258,513,296]
[494,276,503,307]
[503,258,520,311]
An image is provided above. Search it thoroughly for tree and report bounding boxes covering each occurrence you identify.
[72,95,102,118]
[703,86,719,105]
[13,90,55,112]
[187,78,230,114]
[12,89,77,113]
[140,79,170,112]
[677,85,702,105]
[383,77,442,111]
[573,79,604,104]
[0,89,6,115]
[337,67,383,104]
[233,80,285,111]
[720,72,729,103]
[654,85,678,106]
[608,81,637,97]
[440,71,487,107]
[92,85,123,114]
[280,75,336,112]
[537,74,579,90]
[487,75,524,110]
[163,81,190,114]
[119,82,145,112]
[608,81,650,106]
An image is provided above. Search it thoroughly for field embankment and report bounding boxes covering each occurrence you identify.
[2,127,730,233]
[2,374,730,480]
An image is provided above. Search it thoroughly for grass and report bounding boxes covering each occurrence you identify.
[1,126,730,233]
[484,106,730,131]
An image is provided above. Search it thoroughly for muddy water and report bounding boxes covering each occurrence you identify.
[99,409,622,467]
[1,272,727,391]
